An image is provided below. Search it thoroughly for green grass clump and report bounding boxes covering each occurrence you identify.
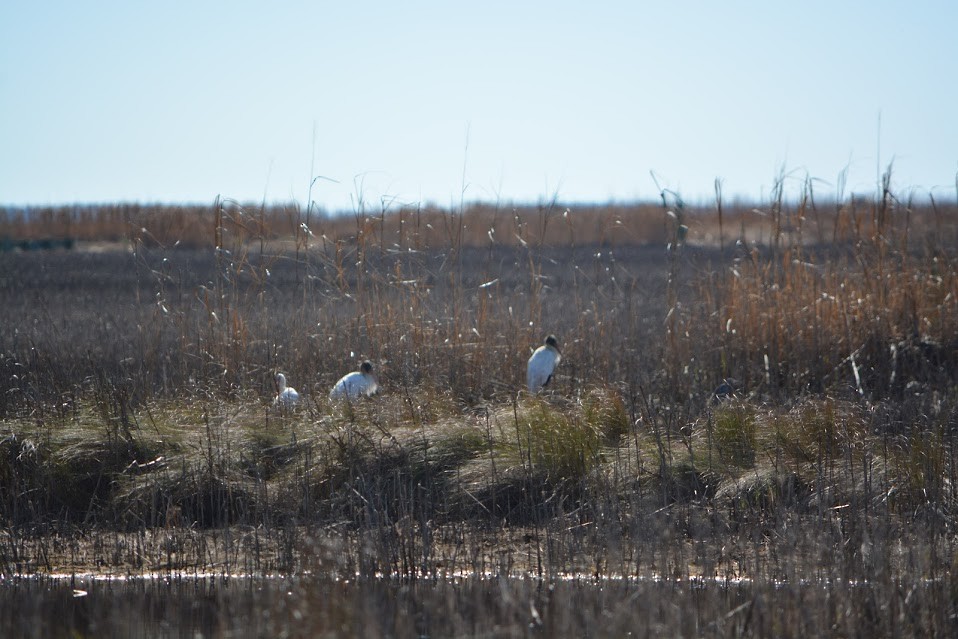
[583,388,631,444]
[515,400,601,482]
[711,403,757,468]
[771,399,865,462]
[887,428,950,515]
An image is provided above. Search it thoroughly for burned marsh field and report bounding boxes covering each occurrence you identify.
[2,196,958,636]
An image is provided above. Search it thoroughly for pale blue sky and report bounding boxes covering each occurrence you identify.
[2,1,955,212]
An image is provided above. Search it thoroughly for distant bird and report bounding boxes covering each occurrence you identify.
[527,335,561,393]
[330,360,379,400]
[273,373,300,409]
[711,378,740,405]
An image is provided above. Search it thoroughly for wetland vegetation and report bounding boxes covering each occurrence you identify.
[2,175,958,636]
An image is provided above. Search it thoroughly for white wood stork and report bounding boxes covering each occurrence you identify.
[273,373,300,408]
[527,335,561,392]
[329,360,378,400]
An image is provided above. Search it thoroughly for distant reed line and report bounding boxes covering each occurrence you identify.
[2,190,955,250]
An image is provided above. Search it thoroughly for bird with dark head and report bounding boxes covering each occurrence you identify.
[527,335,561,393]
[330,360,379,400]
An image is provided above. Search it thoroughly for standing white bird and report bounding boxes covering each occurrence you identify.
[527,335,561,392]
[273,373,300,408]
[329,360,379,400]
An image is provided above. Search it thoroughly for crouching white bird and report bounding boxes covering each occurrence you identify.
[273,373,300,408]
[527,334,561,392]
[329,360,378,400]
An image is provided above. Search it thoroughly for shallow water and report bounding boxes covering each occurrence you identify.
[0,573,740,638]
[2,571,952,638]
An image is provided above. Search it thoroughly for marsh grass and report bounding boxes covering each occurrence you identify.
[2,176,958,634]
[711,402,758,468]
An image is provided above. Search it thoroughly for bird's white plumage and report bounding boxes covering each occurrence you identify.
[527,335,561,392]
[329,361,378,400]
[273,373,300,408]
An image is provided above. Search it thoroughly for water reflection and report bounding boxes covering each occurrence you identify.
[1,573,950,637]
